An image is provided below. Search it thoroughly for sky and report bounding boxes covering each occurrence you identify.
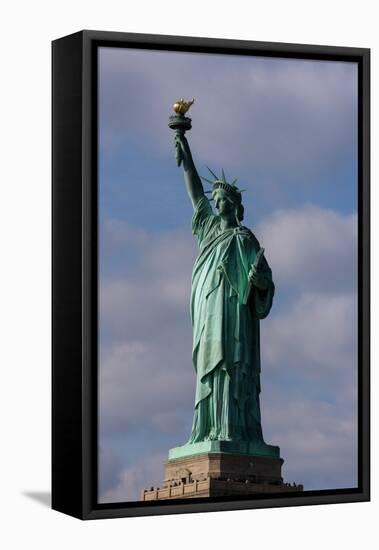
[97,46,358,503]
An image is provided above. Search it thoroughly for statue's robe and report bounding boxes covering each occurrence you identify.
[189,197,275,443]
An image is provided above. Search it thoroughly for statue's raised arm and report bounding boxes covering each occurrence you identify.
[175,134,205,209]
[168,98,205,209]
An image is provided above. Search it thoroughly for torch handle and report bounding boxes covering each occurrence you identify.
[168,112,192,167]
[174,129,185,167]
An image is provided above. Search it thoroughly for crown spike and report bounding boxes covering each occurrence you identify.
[200,175,215,185]
[201,166,245,203]
[206,166,219,180]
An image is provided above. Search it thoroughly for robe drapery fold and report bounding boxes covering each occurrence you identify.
[188,197,274,444]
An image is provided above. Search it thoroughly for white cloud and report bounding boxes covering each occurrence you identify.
[99,338,194,436]
[99,452,166,503]
[261,395,357,490]
[255,204,357,490]
[256,205,357,293]
[99,221,196,341]
[98,445,123,496]
[262,291,357,371]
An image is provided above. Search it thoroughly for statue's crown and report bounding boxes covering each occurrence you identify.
[201,167,245,203]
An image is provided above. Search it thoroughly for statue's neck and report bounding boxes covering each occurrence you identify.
[220,216,238,231]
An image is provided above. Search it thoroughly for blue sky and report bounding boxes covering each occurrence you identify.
[98,46,358,502]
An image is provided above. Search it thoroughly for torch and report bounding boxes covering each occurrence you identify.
[168,98,195,166]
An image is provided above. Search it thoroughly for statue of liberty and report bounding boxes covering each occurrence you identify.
[141,102,303,500]
[168,100,278,459]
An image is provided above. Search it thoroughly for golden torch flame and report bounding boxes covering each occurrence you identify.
[173,98,195,115]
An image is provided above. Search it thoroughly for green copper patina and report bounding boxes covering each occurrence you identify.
[168,104,278,460]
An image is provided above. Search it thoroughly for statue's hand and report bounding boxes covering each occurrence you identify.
[248,266,268,290]
[174,134,191,160]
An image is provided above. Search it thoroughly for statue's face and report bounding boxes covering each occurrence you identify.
[214,190,234,217]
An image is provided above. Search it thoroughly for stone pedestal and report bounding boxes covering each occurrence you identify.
[168,439,280,460]
[141,451,303,501]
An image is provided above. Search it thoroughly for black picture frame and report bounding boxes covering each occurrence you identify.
[52,30,370,520]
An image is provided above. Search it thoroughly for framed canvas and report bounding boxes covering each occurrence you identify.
[52,30,370,520]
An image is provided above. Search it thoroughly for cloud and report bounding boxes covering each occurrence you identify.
[261,395,357,490]
[98,445,123,496]
[253,205,358,491]
[99,222,197,439]
[99,338,194,436]
[99,220,197,340]
[262,291,357,372]
[256,204,357,490]
[99,452,166,503]
[256,205,357,293]
[99,48,357,180]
